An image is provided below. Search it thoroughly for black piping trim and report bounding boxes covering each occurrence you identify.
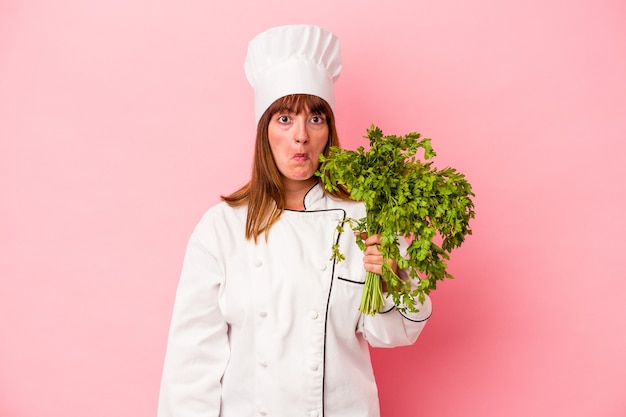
[281,183,322,212]
[336,276,364,285]
[321,206,346,417]
[378,304,395,314]
[302,183,316,210]
[398,307,433,323]
[378,304,433,322]
[284,208,346,214]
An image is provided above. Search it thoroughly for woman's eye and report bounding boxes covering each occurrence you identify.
[278,115,290,123]
[311,115,324,124]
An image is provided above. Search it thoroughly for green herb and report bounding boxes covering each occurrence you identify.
[317,125,475,315]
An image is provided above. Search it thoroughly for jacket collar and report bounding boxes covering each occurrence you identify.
[302,182,326,211]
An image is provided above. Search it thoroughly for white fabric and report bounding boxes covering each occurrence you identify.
[158,183,432,417]
[244,25,342,124]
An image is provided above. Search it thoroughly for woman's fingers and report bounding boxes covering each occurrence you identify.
[359,233,384,275]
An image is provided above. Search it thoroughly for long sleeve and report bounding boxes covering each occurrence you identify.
[356,237,433,348]
[158,225,229,417]
[358,290,432,348]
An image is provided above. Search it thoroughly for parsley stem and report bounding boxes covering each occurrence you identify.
[359,271,385,315]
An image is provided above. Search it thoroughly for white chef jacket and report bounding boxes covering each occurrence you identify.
[158,183,432,417]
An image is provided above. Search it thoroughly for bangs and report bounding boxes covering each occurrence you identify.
[267,94,331,116]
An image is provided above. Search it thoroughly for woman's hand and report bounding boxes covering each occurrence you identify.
[357,232,398,276]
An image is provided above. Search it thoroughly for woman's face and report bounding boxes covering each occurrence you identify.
[267,108,329,187]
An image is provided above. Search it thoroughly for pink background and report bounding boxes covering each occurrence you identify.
[1,0,625,416]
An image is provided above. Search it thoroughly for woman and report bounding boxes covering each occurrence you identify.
[158,25,432,417]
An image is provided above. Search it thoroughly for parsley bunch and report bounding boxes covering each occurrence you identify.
[317,125,475,315]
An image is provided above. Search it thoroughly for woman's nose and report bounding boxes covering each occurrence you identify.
[294,123,309,144]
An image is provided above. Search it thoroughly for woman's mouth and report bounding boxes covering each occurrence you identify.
[293,153,309,161]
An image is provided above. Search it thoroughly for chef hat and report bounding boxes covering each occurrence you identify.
[244,24,342,124]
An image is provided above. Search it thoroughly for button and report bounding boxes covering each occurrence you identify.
[308,411,319,417]
[258,410,267,416]
[320,263,327,271]
[258,311,267,318]
[259,360,267,368]
[309,310,319,320]
[306,359,319,370]
[254,259,263,267]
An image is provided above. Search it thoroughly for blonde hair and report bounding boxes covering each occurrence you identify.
[221,94,351,241]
